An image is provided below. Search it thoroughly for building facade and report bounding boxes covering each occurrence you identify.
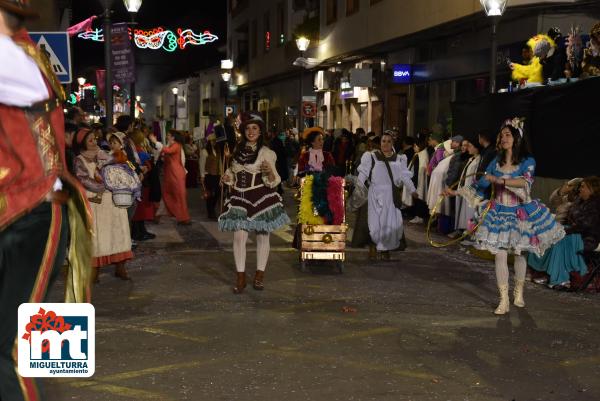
[310,0,594,136]
[226,0,320,131]
[223,0,594,136]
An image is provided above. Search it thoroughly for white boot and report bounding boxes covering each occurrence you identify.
[494,284,510,315]
[513,279,525,308]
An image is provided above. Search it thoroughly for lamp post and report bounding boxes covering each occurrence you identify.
[102,0,114,128]
[172,87,178,129]
[480,0,507,94]
[124,0,143,119]
[295,37,310,131]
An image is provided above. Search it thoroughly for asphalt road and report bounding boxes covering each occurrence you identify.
[44,188,600,401]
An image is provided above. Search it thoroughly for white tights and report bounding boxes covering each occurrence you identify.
[494,250,527,287]
[233,230,270,273]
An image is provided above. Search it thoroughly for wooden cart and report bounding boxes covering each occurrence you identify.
[298,180,347,274]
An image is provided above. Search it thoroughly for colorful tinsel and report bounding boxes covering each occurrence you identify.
[312,172,333,223]
[298,175,325,225]
[327,176,345,225]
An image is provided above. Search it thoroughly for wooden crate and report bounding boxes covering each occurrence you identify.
[300,224,347,253]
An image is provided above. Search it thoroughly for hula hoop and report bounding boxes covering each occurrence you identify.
[426,172,495,248]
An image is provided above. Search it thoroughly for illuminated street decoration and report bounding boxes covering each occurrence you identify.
[77,27,218,51]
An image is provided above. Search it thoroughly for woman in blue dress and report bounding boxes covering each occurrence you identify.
[528,176,600,289]
[459,121,565,314]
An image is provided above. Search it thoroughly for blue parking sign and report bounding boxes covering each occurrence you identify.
[29,32,72,84]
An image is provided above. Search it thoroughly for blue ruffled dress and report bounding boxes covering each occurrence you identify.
[460,157,565,257]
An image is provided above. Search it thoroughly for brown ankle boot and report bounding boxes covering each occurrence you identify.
[233,272,247,294]
[253,270,265,291]
[368,244,377,260]
[114,263,131,280]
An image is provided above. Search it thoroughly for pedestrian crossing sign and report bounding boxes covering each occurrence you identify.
[29,32,72,84]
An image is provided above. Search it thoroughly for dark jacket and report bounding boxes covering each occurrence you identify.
[270,137,289,181]
[478,145,496,175]
[566,196,600,252]
[445,151,469,187]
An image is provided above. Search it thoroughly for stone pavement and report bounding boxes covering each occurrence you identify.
[43,189,600,401]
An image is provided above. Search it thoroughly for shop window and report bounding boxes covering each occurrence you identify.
[346,0,359,16]
[326,0,337,25]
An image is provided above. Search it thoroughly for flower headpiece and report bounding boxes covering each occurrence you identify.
[503,117,525,138]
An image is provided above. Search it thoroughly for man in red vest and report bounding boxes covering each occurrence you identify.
[0,2,91,400]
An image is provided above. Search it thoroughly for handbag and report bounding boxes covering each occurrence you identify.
[381,155,404,210]
[348,154,375,211]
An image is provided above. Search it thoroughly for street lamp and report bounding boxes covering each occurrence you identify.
[123,0,143,118]
[123,0,143,14]
[480,0,507,93]
[102,0,114,128]
[221,72,231,82]
[295,36,310,131]
[172,87,178,129]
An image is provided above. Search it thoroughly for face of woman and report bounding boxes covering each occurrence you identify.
[311,134,324,150]
[499,128,514,151]
[85,133,98,151]
[245,123,261,144]
[166,133,173,144]
[579,182,592,201]
[380,135,394,153]
[467,141,479,156]
[109,137,122,152]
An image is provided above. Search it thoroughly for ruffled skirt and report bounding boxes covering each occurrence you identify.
[218,184,290,232]
[472,200,565,257]
[528,233,588,285]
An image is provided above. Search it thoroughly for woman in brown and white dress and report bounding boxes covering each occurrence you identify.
[218,113,290,293]
[73,129,133,281]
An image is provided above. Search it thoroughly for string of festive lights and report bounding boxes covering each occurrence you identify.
[77,27,218,51]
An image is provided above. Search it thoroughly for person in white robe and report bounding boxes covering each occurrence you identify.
[357,133,417,257]
[426,140,455,215]
[449,140,482,231]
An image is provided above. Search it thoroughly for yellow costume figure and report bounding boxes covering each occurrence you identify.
[511,34,556,84]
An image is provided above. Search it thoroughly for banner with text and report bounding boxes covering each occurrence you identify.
[110,23,135,84]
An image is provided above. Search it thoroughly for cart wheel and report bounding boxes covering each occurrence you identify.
[300,260,308,272]
[336,261,344,274]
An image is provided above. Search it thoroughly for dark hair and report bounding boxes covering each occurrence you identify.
[466,138,483,153]
[496,125,530,167]
[402,137,415,147]
[478,130,495,144]
[168,130,185,145]
[233,122,265,160]
[115,115,133,132]
[73,129,94,155]
[306,131,322,147]
[582,176,600,198]
[0,9,25,31]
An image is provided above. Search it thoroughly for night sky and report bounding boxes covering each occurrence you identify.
[71,0,227,86]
